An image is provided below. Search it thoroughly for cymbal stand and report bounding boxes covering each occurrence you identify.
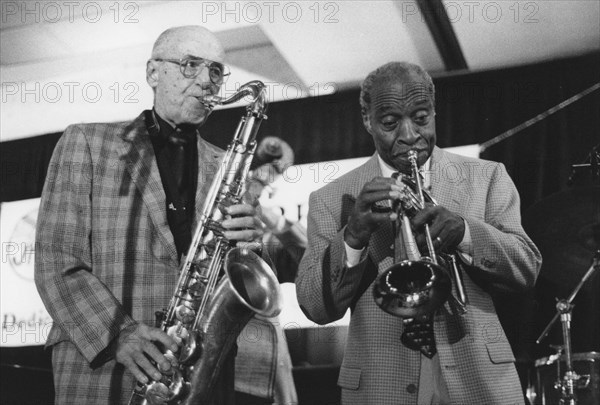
[567,143,600,186]
[536,250,600,405]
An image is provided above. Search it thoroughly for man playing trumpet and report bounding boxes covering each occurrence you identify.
[296,62,542,405]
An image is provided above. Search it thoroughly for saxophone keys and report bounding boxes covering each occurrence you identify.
[163,351,180,369]
[145,367,186,405]
[175,305,196,324]
[186,277,208,298]
[166,324,186,346]
[179,330,202,364]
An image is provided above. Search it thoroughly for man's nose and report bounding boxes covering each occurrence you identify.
[195,64,212,83]
[397,120,420,143]
[194,66,218,93]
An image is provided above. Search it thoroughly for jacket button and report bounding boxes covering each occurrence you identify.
[406,383,417,394]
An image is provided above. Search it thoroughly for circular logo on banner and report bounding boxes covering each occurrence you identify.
[8,209,38,281]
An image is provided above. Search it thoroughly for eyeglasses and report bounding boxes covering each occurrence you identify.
[153,57,230,85]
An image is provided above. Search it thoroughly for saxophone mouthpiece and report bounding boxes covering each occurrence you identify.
[199,95,221,111]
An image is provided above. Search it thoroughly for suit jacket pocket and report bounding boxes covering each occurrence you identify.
[485,341,516,364]
[338,365,361,390]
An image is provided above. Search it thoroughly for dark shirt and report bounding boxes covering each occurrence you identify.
[145,110,198,259]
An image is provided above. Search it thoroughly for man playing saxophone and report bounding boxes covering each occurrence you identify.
[35,26,275,404]
[296,62,542,405]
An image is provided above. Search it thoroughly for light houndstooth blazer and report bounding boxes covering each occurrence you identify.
[296,147,542,405]
[35,111,279,404]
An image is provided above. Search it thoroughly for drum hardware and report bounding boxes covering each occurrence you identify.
[536,251,600,405]
[544,347,592,397]
[531,351,599,405]
[567,143,599,187]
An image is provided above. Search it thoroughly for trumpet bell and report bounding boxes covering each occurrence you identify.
[373,260,452,318]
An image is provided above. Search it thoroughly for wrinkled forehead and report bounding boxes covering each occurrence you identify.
[177,38,224,62]
[154,29,225,62]
[370,76,433,112]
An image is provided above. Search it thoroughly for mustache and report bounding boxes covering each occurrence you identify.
[190,82,219,98]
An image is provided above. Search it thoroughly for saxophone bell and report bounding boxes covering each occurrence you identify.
[225,246,283,318]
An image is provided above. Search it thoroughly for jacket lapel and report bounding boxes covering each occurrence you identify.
[118,112,179,264]
[429,147,468,213]
[429,147,470,345]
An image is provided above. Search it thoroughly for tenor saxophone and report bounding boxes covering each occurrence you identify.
[129,81,283,405]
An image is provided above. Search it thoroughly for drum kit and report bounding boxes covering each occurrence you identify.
[532,351,599,405]
[522,145,600,405]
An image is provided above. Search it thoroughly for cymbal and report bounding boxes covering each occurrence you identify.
[522,186,600,287]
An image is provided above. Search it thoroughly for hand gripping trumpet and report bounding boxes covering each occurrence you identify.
[129,81,283,405]
[373,150,468,318]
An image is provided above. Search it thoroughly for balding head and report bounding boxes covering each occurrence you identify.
[146,26,226,127]
[151,25,225,62]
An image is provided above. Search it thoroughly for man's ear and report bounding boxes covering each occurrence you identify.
[362,109,373,135]
[146,60,159,88]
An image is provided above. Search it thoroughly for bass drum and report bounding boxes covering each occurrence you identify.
[529,352,599,405]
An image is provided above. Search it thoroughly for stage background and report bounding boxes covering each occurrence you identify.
[1,52,599,404]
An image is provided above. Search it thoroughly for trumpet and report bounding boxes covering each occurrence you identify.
[373,150,468,318]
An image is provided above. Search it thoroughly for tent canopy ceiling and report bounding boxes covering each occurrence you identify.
[1,0,598,141]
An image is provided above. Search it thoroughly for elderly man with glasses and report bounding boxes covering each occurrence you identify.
[35,26,282,405]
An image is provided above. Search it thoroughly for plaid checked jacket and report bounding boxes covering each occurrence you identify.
[296,147,542,405]
[34,112,279,404]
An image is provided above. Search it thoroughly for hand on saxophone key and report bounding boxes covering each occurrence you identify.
[114,323,179,384]
[221,203,265,242]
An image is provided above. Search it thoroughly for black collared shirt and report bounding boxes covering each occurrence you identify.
[145,110,198,259]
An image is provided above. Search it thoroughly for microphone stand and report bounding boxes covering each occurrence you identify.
[536,250,600,405]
